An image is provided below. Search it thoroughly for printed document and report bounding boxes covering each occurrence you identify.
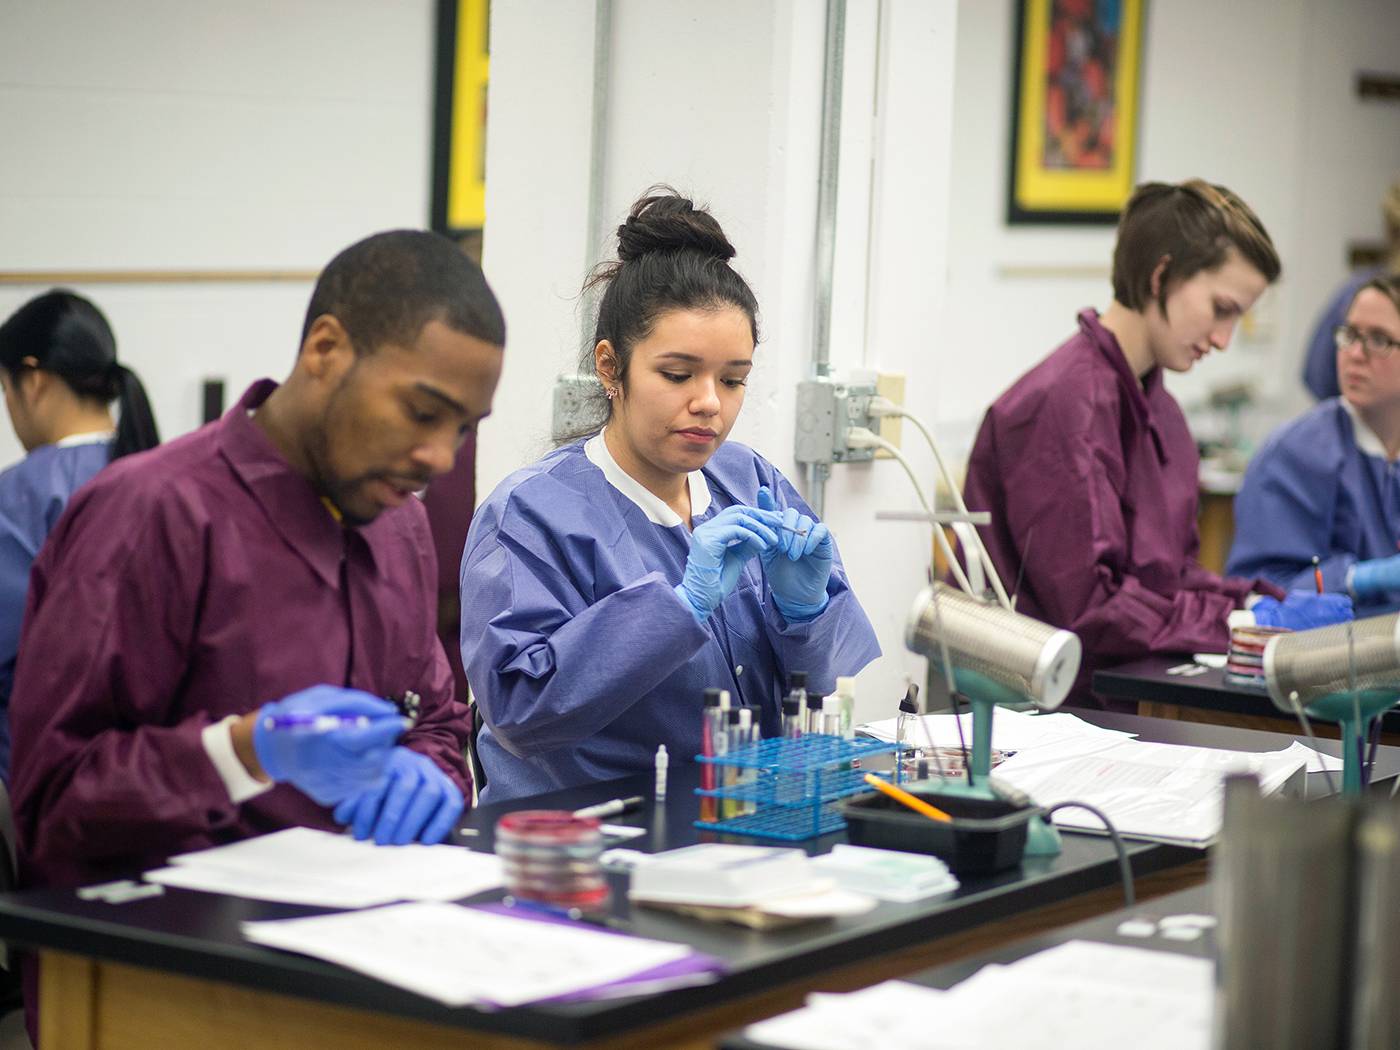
[145,827,503,908]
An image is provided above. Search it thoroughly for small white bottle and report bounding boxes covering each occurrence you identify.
[833,676,857,739]
[654,744,669,801]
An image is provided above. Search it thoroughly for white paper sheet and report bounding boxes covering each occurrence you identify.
[242,901,693,1007]
[992,738,1307,845]
[743,941,1211,1050]
[858,707,1136,754]
[145,827,503,908]
[1281,739,1345,773]
[744,980,972,1050]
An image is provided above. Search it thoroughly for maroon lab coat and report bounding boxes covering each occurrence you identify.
[963,310,1279,702]
[9,380,470,889]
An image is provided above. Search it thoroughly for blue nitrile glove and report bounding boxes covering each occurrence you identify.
[1350,554,1400,599]
[756,486,832,622]
[1252,591,1355,630]
[332,747,465,846]
[674,505,781,623]
[251,686,407,806]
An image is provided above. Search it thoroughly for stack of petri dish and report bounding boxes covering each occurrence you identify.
[1225,623,1290,689]
[494,810,610,912]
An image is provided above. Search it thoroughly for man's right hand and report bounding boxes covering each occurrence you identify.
[242,686,406,805]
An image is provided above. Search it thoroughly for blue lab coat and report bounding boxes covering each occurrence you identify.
[1227,399,1400,613]
[0,438,111,782]
[459,434,881,802]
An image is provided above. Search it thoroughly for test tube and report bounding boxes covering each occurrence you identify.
[786,671,808,728]
[834,676,857,739]
[781,696,803,739]
[749,707,765,813]
[700,688,726,822]
[736,707,755,815]
[805,693,824,735]
[820,694,842,737]
[721,707,743,819]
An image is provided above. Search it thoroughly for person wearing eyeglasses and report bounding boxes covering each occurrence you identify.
[1299,176,1400,401]
[1229,275,1400,613]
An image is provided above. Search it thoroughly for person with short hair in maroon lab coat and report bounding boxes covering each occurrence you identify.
[9,230,505,902]
[962,180,1351,705]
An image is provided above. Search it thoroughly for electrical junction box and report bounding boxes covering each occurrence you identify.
[794,377,878,465]
[551,374,608,443]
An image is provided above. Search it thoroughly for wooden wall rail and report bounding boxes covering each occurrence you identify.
[0,270,319,286]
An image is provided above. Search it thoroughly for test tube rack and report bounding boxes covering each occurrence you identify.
[693,735,902,841]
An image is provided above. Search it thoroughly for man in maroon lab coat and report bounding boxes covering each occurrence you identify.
[9,230,505,895]
[964,180,1349,704]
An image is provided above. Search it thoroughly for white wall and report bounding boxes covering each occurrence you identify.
[943,0,1400,459]
[0,0,438,465]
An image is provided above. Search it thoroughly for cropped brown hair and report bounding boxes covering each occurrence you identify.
[1350,273,1400,318]
[1111,179,1281,313]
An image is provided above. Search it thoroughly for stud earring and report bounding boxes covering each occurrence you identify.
[604,387,617,401]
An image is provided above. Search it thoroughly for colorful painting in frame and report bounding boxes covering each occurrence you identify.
[1007,0,1146,225]
[431,0,490,237]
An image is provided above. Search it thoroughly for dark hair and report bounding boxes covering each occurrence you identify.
[0,290,159,460]
[301,229,506,355]
[579,187,759,405]
[1111,179,1281,313]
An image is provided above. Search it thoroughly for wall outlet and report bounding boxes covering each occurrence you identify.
[875,372,905,457]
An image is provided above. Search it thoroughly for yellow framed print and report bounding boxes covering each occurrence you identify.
[431,0,490,236]
[1007,0,1146,225]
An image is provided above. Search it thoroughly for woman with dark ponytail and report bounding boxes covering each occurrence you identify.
[460,189,879,802]
[0,290,159,781]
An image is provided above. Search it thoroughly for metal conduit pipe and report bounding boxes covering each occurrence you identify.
[807,0,847,516]
[580,0,614,353]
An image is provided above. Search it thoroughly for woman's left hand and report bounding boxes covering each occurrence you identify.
[756,486,832,620]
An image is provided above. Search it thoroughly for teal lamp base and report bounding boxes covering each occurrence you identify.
[1302,690,1398,794]
[1024,815,1063,856]
[918,675,1064,858]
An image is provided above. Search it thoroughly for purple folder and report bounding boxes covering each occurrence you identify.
[475,903,729,1006]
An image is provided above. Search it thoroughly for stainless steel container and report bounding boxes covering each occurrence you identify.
[1213,775,1355,1049]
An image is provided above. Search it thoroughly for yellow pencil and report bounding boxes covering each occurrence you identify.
[862,773,954,823]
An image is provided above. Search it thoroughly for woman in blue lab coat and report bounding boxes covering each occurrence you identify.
[1230,276,1400,613]
[459,189,880,802]
[0,290,160,781]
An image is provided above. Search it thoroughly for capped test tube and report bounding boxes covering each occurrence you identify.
[700,688,727,822]
[781,696,803,739]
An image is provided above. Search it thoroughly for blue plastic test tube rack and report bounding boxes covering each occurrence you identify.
[693,734,903,840]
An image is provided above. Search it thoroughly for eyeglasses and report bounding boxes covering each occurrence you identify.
[1334,324,1400,358]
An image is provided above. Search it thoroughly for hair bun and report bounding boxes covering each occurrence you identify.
[616,188,736,263]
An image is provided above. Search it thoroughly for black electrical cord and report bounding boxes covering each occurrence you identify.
[1044,800,1135,908]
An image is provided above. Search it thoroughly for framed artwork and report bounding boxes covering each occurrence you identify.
[431,0,490,238]
[1006,0,1146,225]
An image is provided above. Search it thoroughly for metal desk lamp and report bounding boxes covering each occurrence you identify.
[904,582,1081,856]
[1263,612,1400,794]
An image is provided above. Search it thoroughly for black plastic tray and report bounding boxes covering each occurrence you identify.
[841,787,1038,875]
